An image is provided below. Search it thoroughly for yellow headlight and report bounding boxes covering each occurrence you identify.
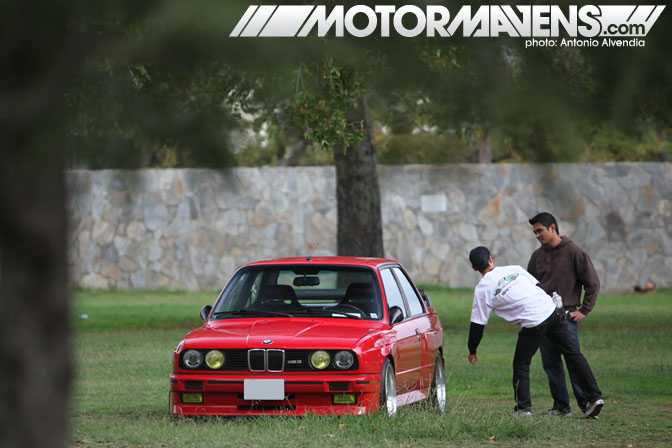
[205,350,225,369]
[310,350,331,370]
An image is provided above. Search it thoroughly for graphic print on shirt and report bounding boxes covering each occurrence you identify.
[493,273,519,297]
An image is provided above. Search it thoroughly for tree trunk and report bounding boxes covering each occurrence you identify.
[477,129,493,163]
[0,4,72,448]
[333,97,384,258]
[0,153,70,448]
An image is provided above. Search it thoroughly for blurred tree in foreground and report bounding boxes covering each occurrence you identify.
[1,1,75,445]
[0,2,160,447]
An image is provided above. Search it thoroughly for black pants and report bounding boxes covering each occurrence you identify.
[512,310,602,411]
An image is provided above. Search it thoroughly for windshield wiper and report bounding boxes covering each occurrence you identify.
[334,312,363,320]
[212,309,294,318]
[293,308,364,319]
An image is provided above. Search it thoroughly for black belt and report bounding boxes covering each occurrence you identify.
[535,310,558,329]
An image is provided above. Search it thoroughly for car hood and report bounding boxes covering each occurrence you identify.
[182,318,385,350]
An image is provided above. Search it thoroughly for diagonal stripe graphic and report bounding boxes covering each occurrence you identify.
[645,5,662,21]
[260,5,316,37]
[642,5,665,24]
[230,5,259,37]
[240,5,278,37]
[626,5,638,22]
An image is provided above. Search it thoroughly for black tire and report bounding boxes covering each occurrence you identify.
[429,351,447,413]
[379,358,397,417]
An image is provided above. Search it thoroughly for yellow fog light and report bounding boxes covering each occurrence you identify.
[182,393,203,404]
[310,350,331,370]
[333,394,356,405]
[205,350,225,369]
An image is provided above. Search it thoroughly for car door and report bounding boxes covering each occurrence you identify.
[391,267,435,391]
[380,268,422,394]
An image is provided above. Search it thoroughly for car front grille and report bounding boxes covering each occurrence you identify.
[182,349,357,372]
[248,349,266,371]
[284,350,310,371]
[247,349,285,372]
[267,349,284,372]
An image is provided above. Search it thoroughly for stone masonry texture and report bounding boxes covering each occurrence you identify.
[66,163,672,291]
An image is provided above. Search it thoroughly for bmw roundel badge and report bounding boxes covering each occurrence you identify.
[262,339,273,345]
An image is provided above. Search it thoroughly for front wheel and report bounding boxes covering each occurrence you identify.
[379,358,397,417]
[430,351,446,413]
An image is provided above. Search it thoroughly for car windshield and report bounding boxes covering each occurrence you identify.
[212,265,383,321]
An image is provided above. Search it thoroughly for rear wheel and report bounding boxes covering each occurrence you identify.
[430,351,446,413]
[379,358,397,417]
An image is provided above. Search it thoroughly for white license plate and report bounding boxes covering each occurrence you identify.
[244,379,285,400]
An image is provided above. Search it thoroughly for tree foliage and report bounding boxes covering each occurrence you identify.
[63,2,672,168]
[289,58,365,150]
[66,51,239,168]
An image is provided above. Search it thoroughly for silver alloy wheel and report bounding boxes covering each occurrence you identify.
[432,354,447,413]
[382,360,397,417]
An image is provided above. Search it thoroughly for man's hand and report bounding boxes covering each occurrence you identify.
[468,353,478,364]
[569,310,586,322]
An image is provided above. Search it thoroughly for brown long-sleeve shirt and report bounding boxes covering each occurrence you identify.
[527,237,600,316]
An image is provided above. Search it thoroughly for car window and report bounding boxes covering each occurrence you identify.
[393,267,425,316]
[225,270,255,309]
[212,265,383,320]
[380,268,407,318]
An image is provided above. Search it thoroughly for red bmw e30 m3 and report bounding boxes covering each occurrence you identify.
[169,256,445,417]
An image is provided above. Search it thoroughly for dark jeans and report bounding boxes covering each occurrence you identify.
[512,310,601,411]
[540,317,588,412]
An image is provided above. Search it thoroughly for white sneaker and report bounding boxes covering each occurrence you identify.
[583,399,604,418]
[514,409,532,417]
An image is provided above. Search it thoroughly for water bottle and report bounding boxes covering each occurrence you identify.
[552,292,563,309]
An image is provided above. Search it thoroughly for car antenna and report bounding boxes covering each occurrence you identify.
[306,242,319,261]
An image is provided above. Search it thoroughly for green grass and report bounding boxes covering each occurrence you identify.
[71,288,672,447]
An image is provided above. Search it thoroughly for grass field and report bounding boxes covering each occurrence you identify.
[71,288,672,447]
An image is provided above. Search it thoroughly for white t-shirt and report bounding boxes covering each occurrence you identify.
[471,265,555,328]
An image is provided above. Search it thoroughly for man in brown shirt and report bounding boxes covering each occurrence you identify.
[527,212,600,417]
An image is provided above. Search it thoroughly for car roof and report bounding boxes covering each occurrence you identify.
[244,256,399,269]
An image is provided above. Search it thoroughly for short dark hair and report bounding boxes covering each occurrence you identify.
[529,212,559,234]
[469,246,491,272]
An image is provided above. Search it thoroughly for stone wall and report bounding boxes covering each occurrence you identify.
[67,163,672,292]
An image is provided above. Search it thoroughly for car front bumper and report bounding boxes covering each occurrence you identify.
[170,372,382,416]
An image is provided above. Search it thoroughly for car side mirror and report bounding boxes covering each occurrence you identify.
[388,306,404,325]
[419,289,432,307]
[200,305,212,322]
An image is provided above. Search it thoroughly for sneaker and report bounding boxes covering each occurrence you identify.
[580,405,599,419]
[514,409,532,417]
[583,399,604,419]
[542,408,572,417]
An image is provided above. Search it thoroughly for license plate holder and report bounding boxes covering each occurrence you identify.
[244,379,285,400]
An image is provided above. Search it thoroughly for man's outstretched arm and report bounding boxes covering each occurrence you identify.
[467,322,485,364]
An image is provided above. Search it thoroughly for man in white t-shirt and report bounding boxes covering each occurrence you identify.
[467,246,604,418]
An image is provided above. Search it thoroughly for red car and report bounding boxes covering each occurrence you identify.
[170,256,445,416]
